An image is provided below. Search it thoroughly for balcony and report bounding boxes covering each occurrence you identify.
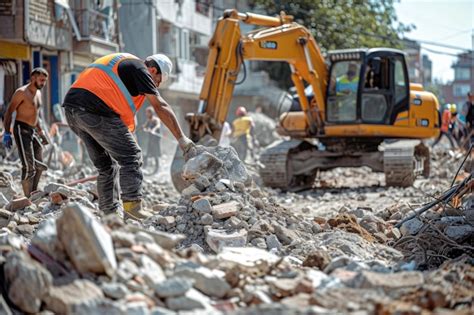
[73,8,119,57]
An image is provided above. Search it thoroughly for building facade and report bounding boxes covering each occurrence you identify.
[119,0,213,137]
[0,0,120,125]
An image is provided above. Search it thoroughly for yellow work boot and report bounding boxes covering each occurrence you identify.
[123,200,153,220]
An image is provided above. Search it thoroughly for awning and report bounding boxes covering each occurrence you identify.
[54,0,82,41]
[0,41,30,60]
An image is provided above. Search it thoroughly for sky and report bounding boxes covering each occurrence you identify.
[394,0,474,83]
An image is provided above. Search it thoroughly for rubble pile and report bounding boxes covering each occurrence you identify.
[1,200,472,314]
[0,145,471,314]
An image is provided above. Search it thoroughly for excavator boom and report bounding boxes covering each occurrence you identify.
[192,9,328,141]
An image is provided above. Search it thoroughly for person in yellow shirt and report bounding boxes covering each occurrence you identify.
[232,106,254,161]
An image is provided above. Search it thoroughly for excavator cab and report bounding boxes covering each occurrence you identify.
[326,49,410,126]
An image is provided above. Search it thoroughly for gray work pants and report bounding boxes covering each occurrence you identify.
[65,107,143,214]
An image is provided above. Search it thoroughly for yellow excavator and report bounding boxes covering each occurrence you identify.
[171,9,440,190]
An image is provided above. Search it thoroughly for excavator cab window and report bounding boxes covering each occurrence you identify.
[361,56,390,123]
[327,60,362,122]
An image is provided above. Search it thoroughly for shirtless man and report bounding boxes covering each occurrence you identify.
[3,68,49,197]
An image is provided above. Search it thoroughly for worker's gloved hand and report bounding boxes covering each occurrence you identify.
[2,132,12,150]
[178,136,197,160]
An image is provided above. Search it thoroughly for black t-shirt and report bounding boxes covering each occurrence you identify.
[63,59,159,116]
[466,101,474,126]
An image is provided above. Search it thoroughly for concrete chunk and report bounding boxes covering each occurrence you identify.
[206,228,247,253]
[4,251,52,314]
[6,197,32,211]
[356,271,424,290]
[154,277,194,298]
[212,200,241,219]
[44,279,104,315]
[192,198,212,214]
[57,203,117,276]
[165,288,211,311]
[174,266,231,298]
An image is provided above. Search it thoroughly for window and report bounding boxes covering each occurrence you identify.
[327,61,361,122]
[394,59,408,104]
[453,84,470,97]
[454,68,470,80]
[175,27,190,60]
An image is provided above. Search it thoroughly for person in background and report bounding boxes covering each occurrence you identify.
[142,107,162,174]
[2,68,49,197]
[336,63,359,94]
[231,106,254,161]
[465,92,474,147]
[432,104,456,150]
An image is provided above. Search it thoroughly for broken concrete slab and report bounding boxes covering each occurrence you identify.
[6,197,32,211]
[192,198,213,214]
[217,247,281,268]
[128,226,185,250]
[57,203,117,276]
[165,288,211,311]
[355,270,424,290]
[153,277,194,298]
[212,200,241,219]
[4,251,52,314]
[174,265,231,298]
[206,228,248,253]
[182,151,224,181]
[101,282,129,300]
[140,254,166,288]
[31,217,66,261]
[44,279,104,314]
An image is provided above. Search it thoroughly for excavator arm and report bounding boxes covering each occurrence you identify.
[187,9,328,142]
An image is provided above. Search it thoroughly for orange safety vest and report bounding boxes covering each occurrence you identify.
[72,53,146,131]
[441,109,451,133]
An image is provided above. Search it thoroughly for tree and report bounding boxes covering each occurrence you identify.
[249,0,413,88]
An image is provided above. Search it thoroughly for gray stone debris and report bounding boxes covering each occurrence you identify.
[174,265,231,298]
[206,228,248,253]
[4,251,52,313]
[44,279,104,314]
[154,277,194,298]
[165,288,212,311]
[57,203,117,276]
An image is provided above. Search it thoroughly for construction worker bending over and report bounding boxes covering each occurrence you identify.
[232,106,254,161]
[62,53,195,220]
[2,68,49,197]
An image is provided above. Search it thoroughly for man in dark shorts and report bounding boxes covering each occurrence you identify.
[62,53,195,220]
[2,68,49,197]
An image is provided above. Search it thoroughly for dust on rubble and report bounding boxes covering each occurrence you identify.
[0,145,472,314]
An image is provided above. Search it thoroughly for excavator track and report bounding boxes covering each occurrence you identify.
[259,140,316,189]
[383,140,429,187]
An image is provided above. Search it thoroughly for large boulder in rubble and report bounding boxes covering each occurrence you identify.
[172,136,251,192]
[4,251,53,313]
[57,203,117,276]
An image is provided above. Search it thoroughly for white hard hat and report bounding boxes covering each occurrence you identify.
[147,54,173,83]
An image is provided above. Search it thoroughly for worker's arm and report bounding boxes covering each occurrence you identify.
[145,93,194,152]
[3,90,23,134]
